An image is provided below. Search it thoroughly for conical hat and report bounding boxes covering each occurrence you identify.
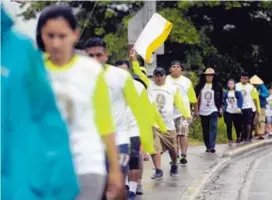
[250,75,263,85]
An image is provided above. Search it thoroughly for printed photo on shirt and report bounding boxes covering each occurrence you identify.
[57,93,74,126]
[241,89,247,98]
[156,93,166,115]
[204,91,213,107]
[227,96,236,108]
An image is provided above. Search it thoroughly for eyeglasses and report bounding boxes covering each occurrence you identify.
[88,53,103,58]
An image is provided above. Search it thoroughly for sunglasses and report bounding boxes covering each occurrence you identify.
[88,53,103,58]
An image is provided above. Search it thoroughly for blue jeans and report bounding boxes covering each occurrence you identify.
[200,112,218,149]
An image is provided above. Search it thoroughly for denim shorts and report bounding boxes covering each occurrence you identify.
[267,116,272,124]
[105,144,129,175]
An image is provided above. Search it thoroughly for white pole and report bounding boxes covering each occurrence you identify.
[144,1,156,75]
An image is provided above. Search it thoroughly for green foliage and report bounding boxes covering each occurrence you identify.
[159,8,200,44]
[20,0,272,83]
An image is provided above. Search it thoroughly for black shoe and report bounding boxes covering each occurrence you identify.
[236,138,241,144]
[210,149,216,153]
[257,136,264,140]
[180,154,187,164]
[206,149,210,153]
[170,164,178,177]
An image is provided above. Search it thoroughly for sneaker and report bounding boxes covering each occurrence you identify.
[151,169,163,179]
[228,140,233,146]
[136,184,143,195]
[236,138,241,144]
[206,149,210,153]
[128,192,136,200]
[170,165,178,177]
[210,149,216,153]
[180,154,187,165]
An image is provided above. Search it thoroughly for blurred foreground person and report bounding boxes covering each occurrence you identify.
[36,5,122,200]
[85,38,150,199]
[1,5,79,200]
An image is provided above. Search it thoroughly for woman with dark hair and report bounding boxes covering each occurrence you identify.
[1,4,78,200]
[36,5,122,200]
[223,79,243,145]
[195,68,223,153]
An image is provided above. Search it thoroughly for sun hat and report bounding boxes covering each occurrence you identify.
[250,75,263,85]
[203,68,216,75]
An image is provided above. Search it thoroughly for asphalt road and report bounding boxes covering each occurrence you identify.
[199,146,272,200]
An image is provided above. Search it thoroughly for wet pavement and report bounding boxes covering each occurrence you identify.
[248,151,272,200]
[199,145,272,200]
[139,144,229,200]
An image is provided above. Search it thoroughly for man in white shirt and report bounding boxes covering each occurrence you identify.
[84,38,148,200]
[148,67,191,179]
[166,61,197,165]
[236,72,260,143]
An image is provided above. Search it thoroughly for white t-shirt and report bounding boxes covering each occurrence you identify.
[127,80,145,137]
[103,65,132,145]
[199,84,218,116]
[46,55,106,175]
[226,90,239,114]
[166,75,190,119]
[266,95,272,116]
[148,82,178,130]
[236,83,255,110]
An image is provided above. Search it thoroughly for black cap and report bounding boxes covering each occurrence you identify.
[153,67,166,75]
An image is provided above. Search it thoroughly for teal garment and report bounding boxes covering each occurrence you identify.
[1,6,79,200]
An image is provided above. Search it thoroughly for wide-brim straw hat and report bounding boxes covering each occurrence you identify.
[202,68,216,75]
[250,75,263,85]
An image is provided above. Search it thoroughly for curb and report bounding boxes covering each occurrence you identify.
[180,140,272,200]
[222,139,272,158]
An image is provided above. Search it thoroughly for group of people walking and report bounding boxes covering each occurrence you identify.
[2,3,272,200]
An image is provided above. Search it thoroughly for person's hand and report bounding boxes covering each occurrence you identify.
[106,169,123,199]
[129,47,137,61]
[193,111,199,120]
[236,108,242,113]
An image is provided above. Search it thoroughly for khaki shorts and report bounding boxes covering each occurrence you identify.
[174,117,189,137]
[259,108,266,123]
[153,128,177,154]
